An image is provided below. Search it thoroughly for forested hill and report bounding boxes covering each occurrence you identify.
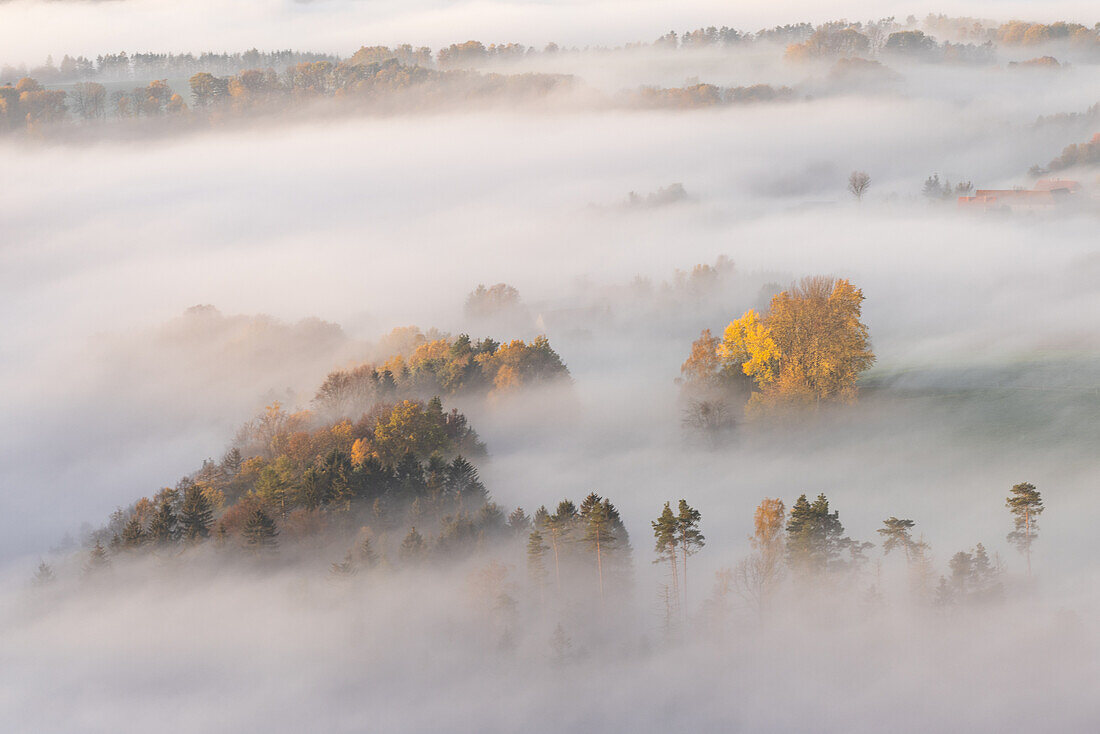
[82,331,574,568]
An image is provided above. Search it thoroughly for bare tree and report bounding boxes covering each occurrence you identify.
[848,170,871,201]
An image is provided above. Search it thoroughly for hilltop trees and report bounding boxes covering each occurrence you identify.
[313,331,570,418]
[1006,482,1044,576]
[786,493,871,576]
[652,499,704,614]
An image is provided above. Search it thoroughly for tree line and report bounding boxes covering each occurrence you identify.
[311,331,570,422]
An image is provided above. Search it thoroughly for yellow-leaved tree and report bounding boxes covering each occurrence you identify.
[703,276,874,416]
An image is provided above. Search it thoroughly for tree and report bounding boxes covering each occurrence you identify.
[508,507,532,537]
[544,501,577,592]
[84,540,111,575]
[676,500,704,610]
[848,170,871,200]
[580,493,615,598]
[70,81,106,120]
[1006,482,1044,576]
[526,529,549,602]
[732,277,874,413]
[147,496,178,545]
[922,174,943,199]
[242,508,279,551]
[189,72,227,107]
[32,561,55,587]
[652,502,681,613]
[786,493,849,575]
[446,456,487,510]
[734,498,786,616]
[399,527,426,562]
[120,516,146,549]
[878,517,917,561]
[357,535,378,568]
[330,552,357,577]
[179,483,215,541]
[939,543,1002,605]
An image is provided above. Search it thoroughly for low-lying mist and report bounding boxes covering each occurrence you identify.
[2,9,1099,732]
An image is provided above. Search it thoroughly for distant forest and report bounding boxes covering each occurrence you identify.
[2,15,1099,137]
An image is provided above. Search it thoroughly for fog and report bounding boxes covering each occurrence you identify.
[2,7,1100,732]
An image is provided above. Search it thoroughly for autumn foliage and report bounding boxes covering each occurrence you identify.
[682,276,874,419]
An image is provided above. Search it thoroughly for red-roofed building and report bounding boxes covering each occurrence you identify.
[958,179,1081,211]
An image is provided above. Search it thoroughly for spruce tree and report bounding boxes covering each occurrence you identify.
[179,484,214,542]
[1005,482,1044,576]
[242,508,279,551]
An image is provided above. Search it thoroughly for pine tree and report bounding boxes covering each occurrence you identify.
[676,499,704,610]
[1005,482,1044,576]
[179,484,214,542]
[399,526,426,563]
[121,516,146,549]
[580,494,615,598]
[877,517,917,561]
[84,540,111,575]
[242,508,279,551]
[652,502,680,613]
